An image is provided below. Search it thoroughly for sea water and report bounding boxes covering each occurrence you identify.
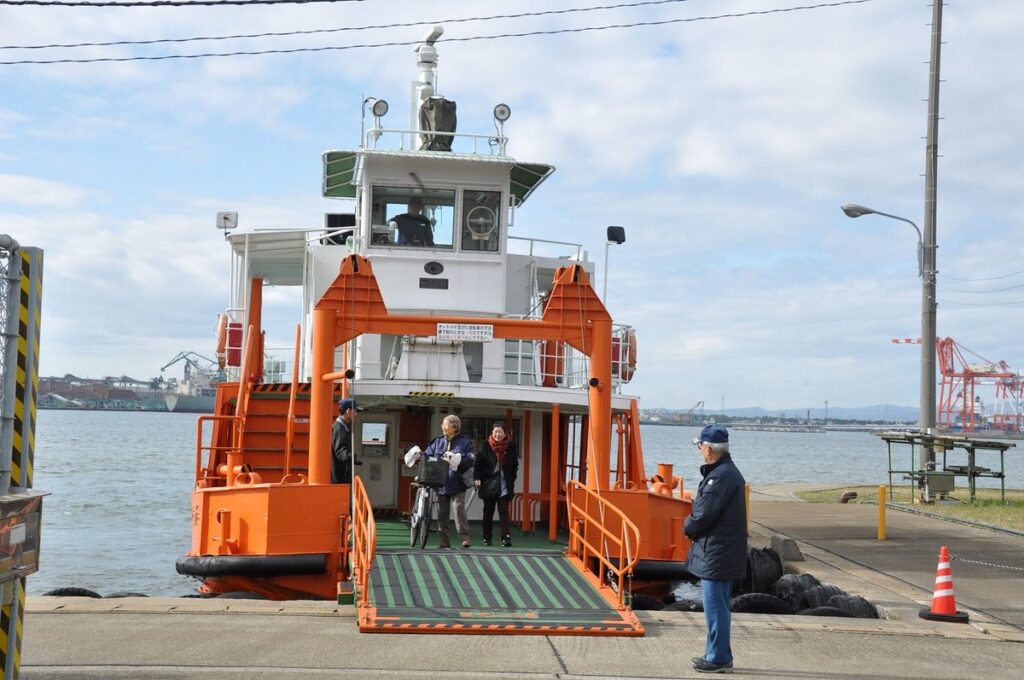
[28,410,1021,597]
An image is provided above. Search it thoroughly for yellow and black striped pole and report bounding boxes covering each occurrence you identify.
[0,244,43,680]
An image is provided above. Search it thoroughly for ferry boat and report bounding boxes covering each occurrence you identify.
[178,27,693,636]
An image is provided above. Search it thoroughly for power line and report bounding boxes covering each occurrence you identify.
[940,269,1024,283]
[1,0,364,6]
[1,0,697,50]
[938,283,1024,294]
[0,0,877,65]
[940,298,1024,308]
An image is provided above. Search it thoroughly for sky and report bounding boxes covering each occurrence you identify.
[1,0,1021,411]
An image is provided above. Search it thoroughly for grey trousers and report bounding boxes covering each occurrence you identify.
[437,490,471,546]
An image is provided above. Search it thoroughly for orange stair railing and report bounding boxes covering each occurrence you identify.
[282,324,304,482]
[566,480,641,607]
[351,476,376,607]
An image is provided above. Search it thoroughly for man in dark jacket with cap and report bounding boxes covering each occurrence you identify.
[685,424,747,674]
[331,398,361,484]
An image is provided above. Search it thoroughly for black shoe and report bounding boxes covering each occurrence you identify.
[437,543,451,550]
[501,536,512,547]
[692,657,733,674]
[483,539,492,546]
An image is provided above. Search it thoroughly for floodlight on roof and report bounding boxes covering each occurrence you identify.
[493,103,511,122]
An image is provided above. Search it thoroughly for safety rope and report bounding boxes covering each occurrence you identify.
[950,554,1024,573]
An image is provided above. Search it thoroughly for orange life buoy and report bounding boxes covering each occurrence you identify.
[616,329,637,383]
[215,313,229,369]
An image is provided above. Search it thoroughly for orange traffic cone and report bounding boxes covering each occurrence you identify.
[919,545,969,623]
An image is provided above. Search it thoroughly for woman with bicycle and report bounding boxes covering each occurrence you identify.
[423,414,476,549]
[474,421,519,547]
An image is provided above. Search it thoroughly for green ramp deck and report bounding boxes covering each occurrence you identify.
[360,548,643,636]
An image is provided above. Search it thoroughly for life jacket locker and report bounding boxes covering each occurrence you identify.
[226,322,243,367]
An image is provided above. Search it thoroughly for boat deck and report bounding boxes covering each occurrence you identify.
[361,548,643,635]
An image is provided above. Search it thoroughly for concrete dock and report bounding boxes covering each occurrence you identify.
[22,485,1024,679]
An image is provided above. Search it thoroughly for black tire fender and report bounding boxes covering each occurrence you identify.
[828,594,879,619]
[798,605,852,617]
[730,592,795,615]
[43,587,100,598]
[800,584,846,610]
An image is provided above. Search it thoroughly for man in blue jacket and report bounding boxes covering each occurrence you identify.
[423,414,476,548]
[684,424,747,674]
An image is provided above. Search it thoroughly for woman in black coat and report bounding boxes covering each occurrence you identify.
[473,421,519,547]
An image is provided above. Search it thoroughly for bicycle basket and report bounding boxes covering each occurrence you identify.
[418,457,449,487]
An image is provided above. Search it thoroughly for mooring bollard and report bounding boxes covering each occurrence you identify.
[878,485,887,540]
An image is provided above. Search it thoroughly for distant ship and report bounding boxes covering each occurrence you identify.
[162,352,221,413]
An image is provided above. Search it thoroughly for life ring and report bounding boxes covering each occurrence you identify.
[615,329,637,382]
[215,313,228,369]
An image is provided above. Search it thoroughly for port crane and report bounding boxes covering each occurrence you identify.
[161,352,218,383]
[892,337,1023,433]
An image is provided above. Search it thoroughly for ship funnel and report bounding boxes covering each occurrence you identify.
[412,26,456,151]
[412,26,443,130]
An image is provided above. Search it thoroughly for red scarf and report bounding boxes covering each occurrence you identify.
[488,434,509,466]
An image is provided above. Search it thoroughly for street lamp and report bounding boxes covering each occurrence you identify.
[603,225,626,303]
[842,203,937,470]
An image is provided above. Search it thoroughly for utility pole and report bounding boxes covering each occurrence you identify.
[920,0,943,470]
[824,400,829,424]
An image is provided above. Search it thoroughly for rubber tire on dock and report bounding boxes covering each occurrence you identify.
[828,594,878,619]
[628,593,665,610]
[662,599,703,613]
[730,592,795,615]
[799,584,846,610]
[797,605,852,617]
[43,587,100,598]
[770,573,820,609]
[735,547,784,595]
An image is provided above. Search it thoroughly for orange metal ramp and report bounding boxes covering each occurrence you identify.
[359,549,643,636]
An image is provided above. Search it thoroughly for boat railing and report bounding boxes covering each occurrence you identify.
[364,126,508,156]
[193,414,243,487]
[565,480,641,607]
[351,476,376,608]
[508,235,585,261]
[503,323,635,392]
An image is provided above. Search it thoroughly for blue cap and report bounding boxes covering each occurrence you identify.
[693,424,729,445]
[339,398,362,413]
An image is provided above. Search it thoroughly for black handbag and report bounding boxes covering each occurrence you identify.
[479,471,502,500]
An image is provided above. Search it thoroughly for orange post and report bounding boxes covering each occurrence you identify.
[309,307,335,485]
[248,277,264,381]
[587,317,612,490]
[522,410,532,532]
[878,485,887,540]
[548,404,560,541]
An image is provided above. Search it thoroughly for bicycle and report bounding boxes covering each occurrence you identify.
[406,447,451,549]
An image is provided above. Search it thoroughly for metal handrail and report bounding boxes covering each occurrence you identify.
[565,480,641,607]
[351,476,377,608]
[194,414,243,485]
[364,126,508,154]
[283,325,301,477]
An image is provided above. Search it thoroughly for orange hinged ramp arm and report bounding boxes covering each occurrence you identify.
[308,254,614,489]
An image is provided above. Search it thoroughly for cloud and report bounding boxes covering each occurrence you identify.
[0,174,87,207]
[1,0,1021,410]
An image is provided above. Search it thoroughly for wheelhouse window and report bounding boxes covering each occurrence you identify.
[461,190,501,252]
[370,186,455,249]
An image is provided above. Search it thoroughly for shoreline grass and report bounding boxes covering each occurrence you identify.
[795,486,1024,532]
